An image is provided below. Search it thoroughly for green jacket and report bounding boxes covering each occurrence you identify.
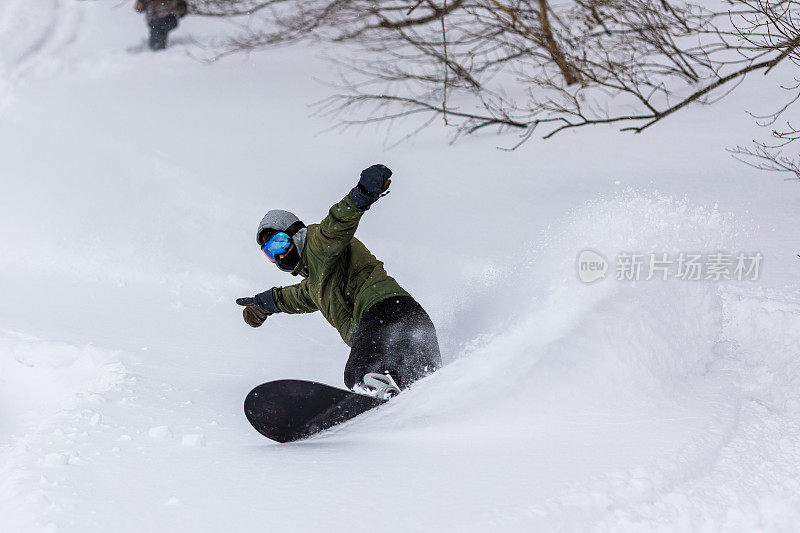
[270,194,410,346]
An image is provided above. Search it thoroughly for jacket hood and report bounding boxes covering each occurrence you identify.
[256,209,307,258]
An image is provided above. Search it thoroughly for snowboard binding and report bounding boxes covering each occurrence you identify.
[360,372,401,400]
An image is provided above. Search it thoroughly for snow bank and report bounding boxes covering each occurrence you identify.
[328,192,800,529]
[0,332,125,427]
[596,287,800,530]
[0,0,83,110]
[0,0,82,77]
[0,332,125,532]
[394,192,737,423]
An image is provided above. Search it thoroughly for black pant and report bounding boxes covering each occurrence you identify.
[345,296,441,391]
[149,15,178,51]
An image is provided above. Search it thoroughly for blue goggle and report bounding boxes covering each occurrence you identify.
[261,232,293,263]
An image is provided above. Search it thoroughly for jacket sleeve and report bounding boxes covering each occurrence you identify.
[272,281,318,314]
[309,194,365,261]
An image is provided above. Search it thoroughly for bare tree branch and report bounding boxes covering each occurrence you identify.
[196,0,800,171]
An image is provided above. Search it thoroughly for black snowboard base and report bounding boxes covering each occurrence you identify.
[244,379,387,443]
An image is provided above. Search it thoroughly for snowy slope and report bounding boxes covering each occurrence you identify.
[1,1,800,531]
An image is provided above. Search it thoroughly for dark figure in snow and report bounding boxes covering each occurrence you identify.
[134,0,187,51]
[236,165,441,397]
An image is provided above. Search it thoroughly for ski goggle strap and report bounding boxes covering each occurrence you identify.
[260,221,306,263]
[284,220,306,237]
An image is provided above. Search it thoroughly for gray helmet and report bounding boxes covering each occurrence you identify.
[256,210,307,258]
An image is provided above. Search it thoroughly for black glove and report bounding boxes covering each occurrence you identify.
[349,164,392,210]
[236,289,281,328]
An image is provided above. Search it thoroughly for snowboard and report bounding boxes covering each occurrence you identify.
[244,379,387,443]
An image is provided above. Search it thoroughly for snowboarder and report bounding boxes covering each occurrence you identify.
[134,0,187,51]
[236,164,441,396]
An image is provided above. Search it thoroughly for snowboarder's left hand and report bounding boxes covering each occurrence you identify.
[350,164,392,210]
[236,290,281,328]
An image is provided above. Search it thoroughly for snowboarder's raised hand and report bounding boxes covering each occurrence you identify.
[236,290,281,328]
[349,164,392,210]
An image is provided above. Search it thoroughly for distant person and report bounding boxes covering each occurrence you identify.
[134,0,188,51]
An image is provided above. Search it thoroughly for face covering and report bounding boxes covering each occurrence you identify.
[275,245,301,272]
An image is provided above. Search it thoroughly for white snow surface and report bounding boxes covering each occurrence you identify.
[1,1,800,532]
